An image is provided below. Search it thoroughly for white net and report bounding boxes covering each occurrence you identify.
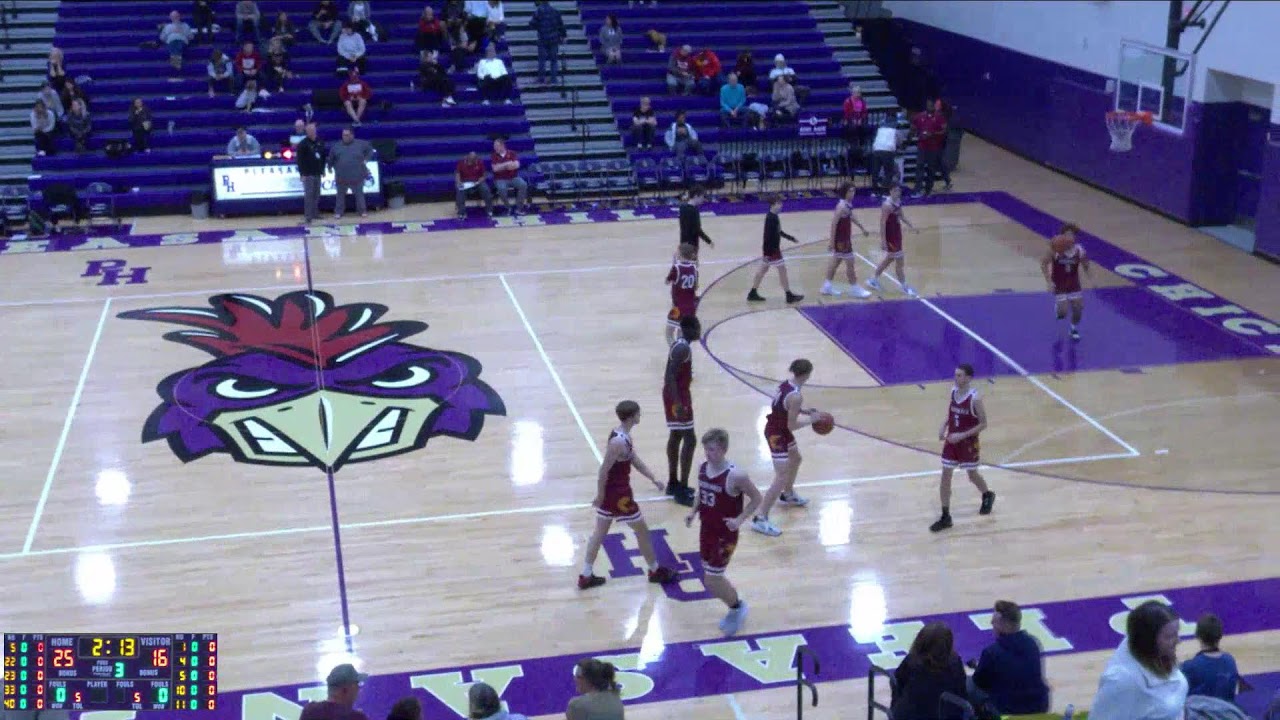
[1106,112,1143,152]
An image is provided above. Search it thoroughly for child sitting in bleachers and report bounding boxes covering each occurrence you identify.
[1180,613,1251,704]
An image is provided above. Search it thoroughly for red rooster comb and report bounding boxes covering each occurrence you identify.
[118,291,428,368]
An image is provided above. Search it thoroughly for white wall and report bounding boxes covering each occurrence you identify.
[884,0,1280,119]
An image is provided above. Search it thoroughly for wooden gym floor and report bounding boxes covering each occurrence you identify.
[0,137,1277,720]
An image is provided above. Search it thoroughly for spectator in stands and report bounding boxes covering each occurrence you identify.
[235,1,263,45]
[719,73,746,127]
[490,137,528,215]
[266,38,295,93]
[36,81,64,120]
[771,75,800,122]
[769,54,809,103]
[890,622,968,720]
[912,98,951,195]
[349,1,375,41]
[227,126,261,157]
[339,69,373,126]
[464,1,491,49]
[454,150,493,219]
[235,78,261,111]
[842,83,870,142]
[417,51,457,106]
[645,28,667,53]
[46,47,67,94]
[968,600,1050,715]
[299,664,369,720]
[208,48,234,97]
[734,49,756,88]
[30,100,57,157]
[289,119,307,145]
[1090,600,1187,720]
[476,45,513,106]
[234,41,263,93]
[665,110,702,160]
[296,121,326,224]
[328,126,374,219]
[65,99,91,153]
[667,45,694,95]
[469,682,527,720]
[160,11,195,73]
[337,23,368,75]
[443,1,468,51]
[485,0,506,41]
[567,659,624,720]
[60,78,88,113]
[129,98,153,154]
[414,6,448,58]
[271,11,297,48]
[310,1,341,45]
[631,96,657,149]
[1181,613,1249,703]
[692,47,722,95]
[599,14,622,65]
[192,0,216,44]
[385,698,420,720]
[870,114,905,193]
[529,0,566,85]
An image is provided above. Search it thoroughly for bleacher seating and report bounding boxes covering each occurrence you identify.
[32,1,536,215]
[579,1,896,161]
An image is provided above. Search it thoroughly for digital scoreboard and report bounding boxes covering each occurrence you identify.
[2,634,217,711]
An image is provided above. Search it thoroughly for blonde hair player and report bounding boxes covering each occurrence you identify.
[578,401,679,589]
[683,428,763,636]
[752,359,823,537]
[820,184,872,298]
[865,183,920,296]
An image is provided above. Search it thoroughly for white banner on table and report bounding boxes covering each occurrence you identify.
[212,161,381,202]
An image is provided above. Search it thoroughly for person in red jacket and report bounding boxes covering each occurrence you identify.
[911,98,952,195]
[337,68,372,126]
[233,40,263,93]
[692,48,722,95]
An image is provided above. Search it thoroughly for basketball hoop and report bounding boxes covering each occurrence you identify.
[1105,111,1153,152]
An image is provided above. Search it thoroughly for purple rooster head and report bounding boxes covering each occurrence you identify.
[119,291,505,471]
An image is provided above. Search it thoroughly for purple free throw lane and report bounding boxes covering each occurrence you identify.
[115,575,1280,720]
[799,300,1019,385]
[930,286,1271,375]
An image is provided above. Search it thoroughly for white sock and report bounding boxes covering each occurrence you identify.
[647,561,658,572]
[581,562,593,577]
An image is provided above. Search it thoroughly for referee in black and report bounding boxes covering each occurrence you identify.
[678,185,715,258]
[295,121,326,224]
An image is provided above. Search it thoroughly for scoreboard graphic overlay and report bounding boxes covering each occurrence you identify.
[3,634,218,711]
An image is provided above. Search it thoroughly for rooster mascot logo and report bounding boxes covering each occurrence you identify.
[120,291,505,471]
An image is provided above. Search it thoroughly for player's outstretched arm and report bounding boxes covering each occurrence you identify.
[729,469,763,531]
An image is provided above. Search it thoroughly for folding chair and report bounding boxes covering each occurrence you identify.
[84,181,120,230]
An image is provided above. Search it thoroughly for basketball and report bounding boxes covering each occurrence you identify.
[812,412,835,435]
[1051,234,1075,254]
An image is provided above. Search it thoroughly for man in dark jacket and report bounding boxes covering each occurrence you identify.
[528,0,565,85]
[295,121,326,224]
[969,600,1051,714]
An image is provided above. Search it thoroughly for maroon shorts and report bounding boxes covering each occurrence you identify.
[763,251,785,267]
[885,229,903,258]
[941,437,980,470]
[765,428,797,461]
[596,483,642,523]
[832,237,854,258]
[1054,278,1082,301]
[663,385,694,430]
[700,526,739,575]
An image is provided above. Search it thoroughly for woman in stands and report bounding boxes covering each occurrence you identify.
[1090,600,1188,720]
[889,622,968,720]
[128,98,153,154]
[566,660,624,720]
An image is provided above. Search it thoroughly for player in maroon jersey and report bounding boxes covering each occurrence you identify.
[930,364,995,532]
[752,358,823,537]
[865,184,920,297]
[683,427,763,636]
[664,315,700,507]
[664,243,699,346]
[579,400,679,589]
[1039,223,1093,341]
[820,184,872,299]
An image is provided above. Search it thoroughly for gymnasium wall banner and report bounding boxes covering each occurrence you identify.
[211,159,382,203]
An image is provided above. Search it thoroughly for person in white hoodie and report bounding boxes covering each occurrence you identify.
[335,23,367,75]
[1090,600,1188,720]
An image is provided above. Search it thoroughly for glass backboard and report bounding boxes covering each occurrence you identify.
[1117,39,1195,132]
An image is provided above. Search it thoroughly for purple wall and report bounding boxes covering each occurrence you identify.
[888,19,1262,229]
[1253,125,1280,261]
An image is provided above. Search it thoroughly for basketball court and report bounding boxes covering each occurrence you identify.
[1,136,1278,720]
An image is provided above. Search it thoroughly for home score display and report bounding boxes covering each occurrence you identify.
[2,634,217,711]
